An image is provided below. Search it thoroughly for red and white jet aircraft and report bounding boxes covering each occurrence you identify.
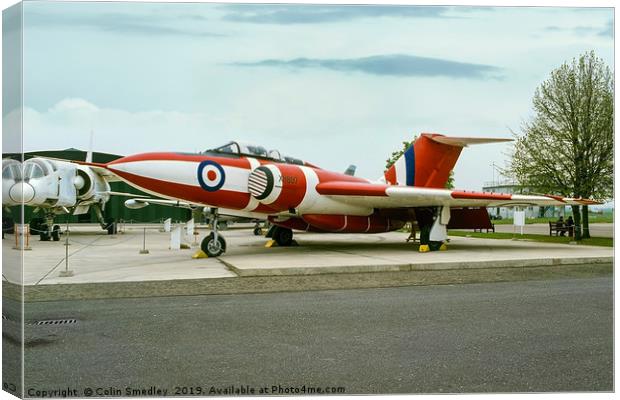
[85,134,598,257]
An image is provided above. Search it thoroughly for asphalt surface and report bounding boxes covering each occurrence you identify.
[3,275,613,395]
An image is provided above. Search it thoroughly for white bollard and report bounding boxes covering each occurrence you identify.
[170,226,181,250]
[184,218,195,243]
[513,209,525,236]
[163,218,172,233]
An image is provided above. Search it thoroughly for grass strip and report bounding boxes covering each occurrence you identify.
[448,230,613,247]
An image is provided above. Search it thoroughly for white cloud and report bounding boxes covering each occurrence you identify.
[50,98,100,112]
[2,108,23,154]
[23,99,218,155]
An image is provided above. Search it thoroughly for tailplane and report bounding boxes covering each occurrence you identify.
[383,133,511,188]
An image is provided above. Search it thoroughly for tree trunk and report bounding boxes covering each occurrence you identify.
[571,205,582,240]
[581,205,590,238]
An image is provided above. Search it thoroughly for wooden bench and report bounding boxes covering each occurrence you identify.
[549,222,573,237]
[474,224,495,233]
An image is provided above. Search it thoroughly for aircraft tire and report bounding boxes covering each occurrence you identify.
[265,225,276,238]
[428,241,443,251]
[106,219,117,235]
[273,227,293,246]
[201,233,226,257]
[51,225,61,241]
[419,225,431,245]
[253,227,262,236]
[39,224,51,241]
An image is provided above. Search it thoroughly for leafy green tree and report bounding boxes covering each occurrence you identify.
[385,141,411,169]
[509,51,613,239]
[445,170,455,190]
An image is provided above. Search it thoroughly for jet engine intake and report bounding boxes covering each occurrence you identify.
[75,166,96,199]
[248,164,307,212]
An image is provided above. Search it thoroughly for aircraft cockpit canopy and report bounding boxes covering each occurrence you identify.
[24,159,56,181]
[213,141,269,158]
[209,141,304,165]
[2,158,57,183]
[2,159,21,181]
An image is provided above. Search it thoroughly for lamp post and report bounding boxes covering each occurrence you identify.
[490,162,501,186]
[489,162,502,219]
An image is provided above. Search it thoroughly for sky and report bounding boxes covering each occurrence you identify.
[3,1,615,190]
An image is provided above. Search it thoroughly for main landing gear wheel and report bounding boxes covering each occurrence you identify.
[201,232,226,257]
[273,227,294,246]
[417,206,449,252]
[39,224,51,241]
[51,225,61,241]
[106,218,117,235]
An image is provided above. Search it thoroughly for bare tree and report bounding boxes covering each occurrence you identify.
[509,51,613,240]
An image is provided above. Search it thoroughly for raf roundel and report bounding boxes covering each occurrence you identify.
[197,160,226,192]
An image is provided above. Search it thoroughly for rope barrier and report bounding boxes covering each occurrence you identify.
[66,234,139,246]
[35,235,105,285]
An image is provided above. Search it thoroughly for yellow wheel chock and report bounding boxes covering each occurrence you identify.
[192,250,208,259]
[265,239,278,248]
[418,244,430,253]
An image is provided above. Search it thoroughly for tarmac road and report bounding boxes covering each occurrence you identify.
[3,275,613,395]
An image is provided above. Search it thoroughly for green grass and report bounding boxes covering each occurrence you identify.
[448,230,613,247]
[493,214,614,225]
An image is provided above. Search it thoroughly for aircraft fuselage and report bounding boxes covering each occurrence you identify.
[107,152,407,233]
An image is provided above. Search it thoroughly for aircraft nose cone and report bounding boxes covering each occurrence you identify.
[9,182,35,204]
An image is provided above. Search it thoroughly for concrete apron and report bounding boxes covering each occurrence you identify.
[5,258,613,302]
[3,228,613,301]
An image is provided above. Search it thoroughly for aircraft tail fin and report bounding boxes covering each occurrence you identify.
[383,133,511,188]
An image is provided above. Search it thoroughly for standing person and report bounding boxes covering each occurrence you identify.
[566,216,575,237]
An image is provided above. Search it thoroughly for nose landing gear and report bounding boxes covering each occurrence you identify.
[202,232,226,257]
[200,208,227,257]
[34,214,62,242]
